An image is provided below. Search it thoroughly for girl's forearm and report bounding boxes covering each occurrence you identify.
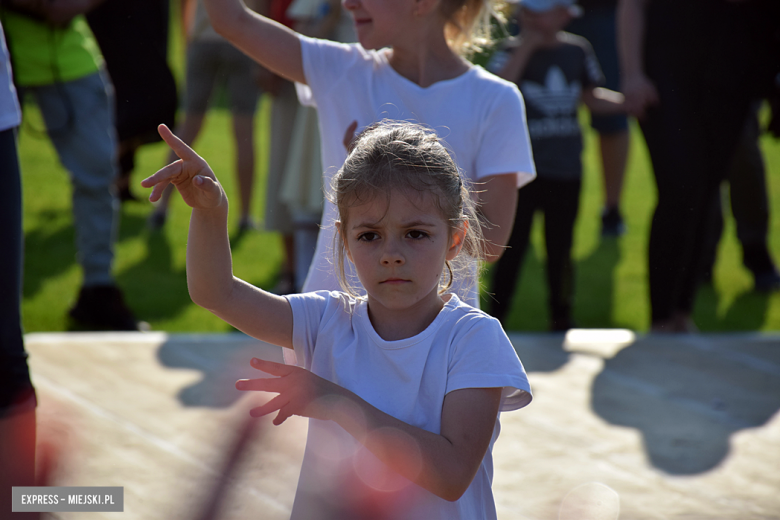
[328,388,490,502]
[186,203,235,309]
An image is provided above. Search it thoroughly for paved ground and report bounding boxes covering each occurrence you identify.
[23,330,780,520]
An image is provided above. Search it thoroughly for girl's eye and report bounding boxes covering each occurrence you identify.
[407,230,429,240]
[358,232,379,242]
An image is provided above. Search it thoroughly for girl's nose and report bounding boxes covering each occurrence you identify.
[342,0,359,11]
[380,244,404,266]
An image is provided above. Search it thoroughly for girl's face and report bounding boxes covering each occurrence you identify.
[338,188,465,317]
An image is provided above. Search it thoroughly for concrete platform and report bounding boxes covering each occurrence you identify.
[23,330,780,519]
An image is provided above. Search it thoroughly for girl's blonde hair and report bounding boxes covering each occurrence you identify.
[330,120,485,299]
[441,0,509,56]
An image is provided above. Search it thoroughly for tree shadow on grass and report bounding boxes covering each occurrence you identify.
[591,334,780,474]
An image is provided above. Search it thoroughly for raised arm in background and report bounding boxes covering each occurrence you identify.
[202,0,305,83]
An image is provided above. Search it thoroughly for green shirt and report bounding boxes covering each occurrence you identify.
[2,11,103,87]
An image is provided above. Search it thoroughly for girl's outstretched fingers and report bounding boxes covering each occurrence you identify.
[140,124,223,209]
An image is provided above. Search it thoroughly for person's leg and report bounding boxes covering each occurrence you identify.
[33,73,117,288]
[0,127,38,518]
[224,43,261,226]
[32,72,139,330]
[542,178,581,331]
[600,130,629,210]
[487,182,538,325]
[231,113,256,224]
[266,81,298,292]
[698,184,725,284]
[640,91,710,329]
[567,6,630,236]
[727,103,779,290]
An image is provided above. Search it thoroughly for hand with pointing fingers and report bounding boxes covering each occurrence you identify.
[236,358,347,425]
[141,124,225,210]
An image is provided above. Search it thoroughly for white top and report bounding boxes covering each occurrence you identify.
[285,290,532,520]
[297,37,536,306]
[0,22,22,132]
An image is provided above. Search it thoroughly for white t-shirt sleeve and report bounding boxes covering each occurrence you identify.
[446,313,532,412]
[299,35,364,108]
[284,290,342,368]
[475,79,536,188]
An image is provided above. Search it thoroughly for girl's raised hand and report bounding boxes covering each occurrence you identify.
[236,358,347,425]
[141,124,225,209]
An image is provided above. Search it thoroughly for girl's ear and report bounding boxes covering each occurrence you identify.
[335,221,354,262]
[446,222,467,261]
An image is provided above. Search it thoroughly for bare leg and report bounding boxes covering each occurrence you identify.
[600,130,629,210]
[231,113,256,222]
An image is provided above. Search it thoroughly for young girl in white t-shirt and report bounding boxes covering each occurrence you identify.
[201,0,536,306]
[142,120,531,519]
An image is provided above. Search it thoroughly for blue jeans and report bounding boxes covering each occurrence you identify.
[23,70,119,286]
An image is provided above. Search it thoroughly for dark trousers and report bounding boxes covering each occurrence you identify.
[640,1,775,323]
[0,127,35,417]
[641,65,752,323]
[701,102,775,278]
[488,177,581,329]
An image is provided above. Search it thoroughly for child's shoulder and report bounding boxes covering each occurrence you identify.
[441,294,506,332]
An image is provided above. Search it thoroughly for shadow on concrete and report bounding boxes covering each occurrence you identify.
[156,335,285,408]
[509,333,571,374]
[591,334,780,474]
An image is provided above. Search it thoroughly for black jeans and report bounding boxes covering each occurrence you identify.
[0,127,35,417]
[488,177,581,329]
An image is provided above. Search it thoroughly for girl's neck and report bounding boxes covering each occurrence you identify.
[366,293,449,342]
[386,24,470,88]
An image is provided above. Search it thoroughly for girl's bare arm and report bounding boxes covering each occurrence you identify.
[477,174,519,263]
[203,0,306,84]
[242,359,503,501]
[142,126,294,348]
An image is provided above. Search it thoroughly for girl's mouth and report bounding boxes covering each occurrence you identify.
[381,279,409,285]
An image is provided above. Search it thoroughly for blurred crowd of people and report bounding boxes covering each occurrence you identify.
[2,0,778,336]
